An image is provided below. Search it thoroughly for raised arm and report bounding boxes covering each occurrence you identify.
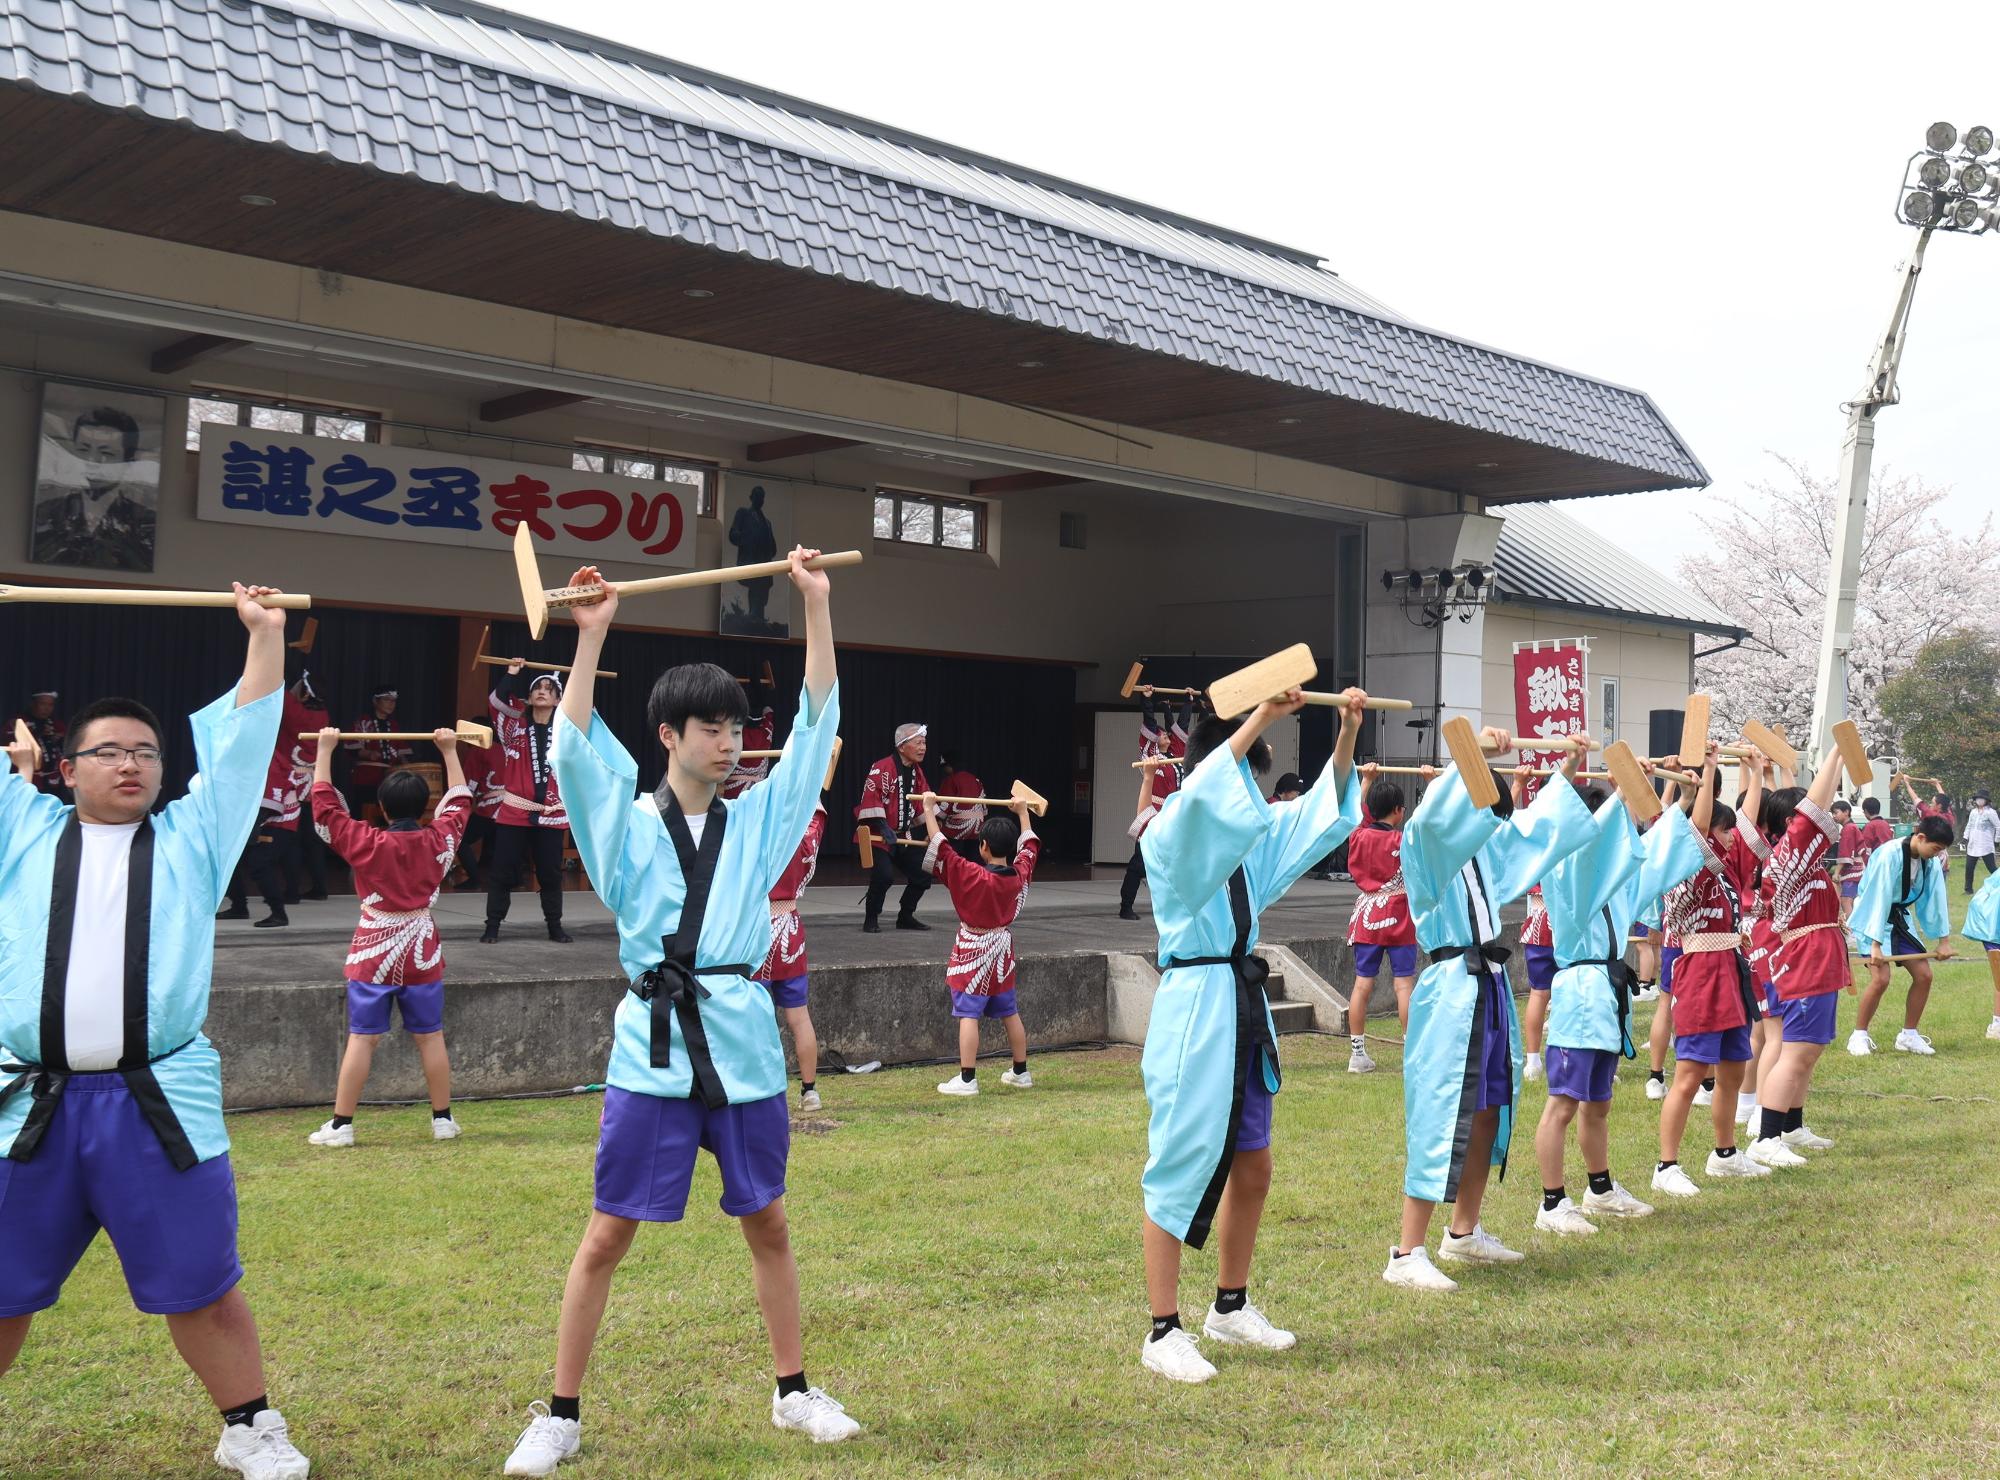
[235,582,287,708]
[1805,743,1846,812]
[1330,687,1365,796]
[1690,743,1718,835]
[558,565,616,734]
[313,725,339,787]
[436,727,466,792]
[789,546,835,715]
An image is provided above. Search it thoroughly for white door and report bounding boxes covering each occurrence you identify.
[1090,712,1299,865]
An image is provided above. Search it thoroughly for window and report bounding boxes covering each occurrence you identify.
[573,444,715,517]
[1600,676,1621,740]
[187,391,378,451]
[872,488,985,551]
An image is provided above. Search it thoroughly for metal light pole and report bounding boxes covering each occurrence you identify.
[1807,122,1998,764]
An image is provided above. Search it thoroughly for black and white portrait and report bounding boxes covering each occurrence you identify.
[718,473,792,638]
[31,382,164,573]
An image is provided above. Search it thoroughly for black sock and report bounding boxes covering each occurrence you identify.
[1542,1186,1565,1211]
[775,1371,808,1399]
[960,1067,975,1082]
[1714,1145,1737,1159]
[1587,1169,1613,1196]
[433,1106,452,1120]
[1784,1106,1804,1133]
[1013,1060,1028,1075]
[1214,1285,1247,1315]
[1148,1312,1182,1342]
[1648,1069,1664,1083]
[330,1114,353,1130]
[549,1395,580,1422]
[1656,1160,1677,1171]
[1701,1077,1715,1092]
[221,1396,268,1428]
[1760,1108,1786,1141]
[800,1080,815,1093]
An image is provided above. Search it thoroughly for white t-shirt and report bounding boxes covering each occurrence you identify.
[1967,805,1999,858]
[683,812,708,848]
[64,820,143,1071]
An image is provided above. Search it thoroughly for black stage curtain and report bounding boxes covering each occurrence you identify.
[1131,653,1367,781]
[485,620,1078,859]
[1,603,458,800]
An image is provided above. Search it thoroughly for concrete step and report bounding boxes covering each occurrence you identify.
[1264,970,1288,999]
[1268,999,1317,1035]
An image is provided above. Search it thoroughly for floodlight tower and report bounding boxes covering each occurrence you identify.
[1808,121,1998,762]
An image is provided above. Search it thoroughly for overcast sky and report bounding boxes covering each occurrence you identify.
[503,0,1996,572]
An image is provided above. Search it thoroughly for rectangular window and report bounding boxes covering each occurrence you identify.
[1600,676,1621,740]
[874,488,986,552]
[188,391,380,451]
[572,444,715,517]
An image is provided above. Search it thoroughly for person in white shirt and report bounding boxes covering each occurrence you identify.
[1964,791,1998,893]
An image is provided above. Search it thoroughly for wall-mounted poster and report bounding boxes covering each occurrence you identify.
[718,473,793,638]
[31,382,165,572]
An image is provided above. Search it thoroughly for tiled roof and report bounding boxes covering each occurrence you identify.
[2,0,1708,489]
[1493,502,1746,636]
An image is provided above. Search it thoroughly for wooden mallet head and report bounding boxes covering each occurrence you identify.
[1830,720,1874,785]
[1600,740,1662,823]
[11,717,33,758]
[1120,661,1146,701]
[1442,716,1501,809]
[1741,720,1799,773]
[1208,644,1315,720]
[1010,780,1049,817]
[1678,693,1710,772]
[287,616,319,655]
[854,826,875,870]
[824,736,843,793]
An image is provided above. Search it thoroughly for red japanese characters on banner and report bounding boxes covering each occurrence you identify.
[1512,640,1589,799]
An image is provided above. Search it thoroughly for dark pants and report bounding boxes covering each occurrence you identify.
[459,813,496,886]
[288,817,329,897]
[1971,852,1998,891]
[486,824,565,926]
[1120,843,1146,911]
[228,826,299,913]
[865,836,931,922]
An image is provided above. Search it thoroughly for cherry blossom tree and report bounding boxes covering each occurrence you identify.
[1678,457,1999,755]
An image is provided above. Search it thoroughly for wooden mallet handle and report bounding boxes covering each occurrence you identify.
[303,721,496,746]
[475,654,618,680]
[1130,756,1183,769]
[0,584,310,609]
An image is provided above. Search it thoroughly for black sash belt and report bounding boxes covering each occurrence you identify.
[1,1036,200,1169]
[646,787,739,1108]
[1429,942,1512,973]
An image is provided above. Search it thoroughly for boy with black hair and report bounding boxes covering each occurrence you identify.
[305,728,472,1147]
[1138,687,1366,1383]
[922,794,1040,1096]
[1847,814,1956,1057]
[483,663,571,944]
[502,550,855,1476]
[1346,764,1422,1066]
[0,586,314,1479]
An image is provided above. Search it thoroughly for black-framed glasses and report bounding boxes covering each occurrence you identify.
[69,745,164,769]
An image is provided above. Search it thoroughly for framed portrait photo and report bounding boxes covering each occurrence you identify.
[31,381,165,573]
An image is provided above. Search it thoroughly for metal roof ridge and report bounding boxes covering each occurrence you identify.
[266,0,1336,271]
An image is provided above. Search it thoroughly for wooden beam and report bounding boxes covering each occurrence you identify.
[150,333,247,374]
[968,471,1085,495]
[479,388,589,422]
[745,433,861,461]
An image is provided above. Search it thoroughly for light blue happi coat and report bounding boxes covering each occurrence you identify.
[1848,835,1950,954]
[1401,769,1594,1203]
[1544,802,1700,1055]
[1138,746,1360,1246]
[1964,869,2000,947]
[0,688,278,1161]
[553,682,838,1104]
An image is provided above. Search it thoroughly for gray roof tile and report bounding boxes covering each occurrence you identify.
[1493,503,1745,636]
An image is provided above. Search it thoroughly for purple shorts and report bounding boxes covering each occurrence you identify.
[0,1073,242,1316]
[1675,1027,1753,1064]
[1523,944,1556,993]
[1235,1057,1274,1152]
[1839,880,1859,899]
[951,988,1018,1020]
[1977,939,2000,953]
[1476,967,1513,1110]
[1776,990,1840,1046]
[346,978,445,1035]
[762,974,809,1011]
[1545,1045,1617,1103]
[592,1088,789,1222]
[1352,942,1418,980]
[1659,945,1683,994]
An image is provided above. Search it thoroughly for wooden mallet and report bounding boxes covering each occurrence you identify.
[854,826,875,869]
[1205,644,1413,719]
[1130,755,1185,769]
[304,721,496,747]
[1442,716,1501,809]
[286,616,318,654]
[1742,720,1799,773]
[0,584,310,610]
[1599,741,1663,823]
[1679,693,1711,775]
[1482,729,1593,756]
[920,781,1049,818]
[514,524,862,640]
[1831,719,1874,785]
[738,736,844,791]
[470,623,617,680]
[1119,662,1200,701]
[10,717,33,766]
[738,661,777,689]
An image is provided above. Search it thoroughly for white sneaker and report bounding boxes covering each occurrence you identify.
[1692,1083,1714,1107]
[431,1114,462,1141]
[1522,1052,1543,1083]
[1783,1125,1835,1151]
[800,1088,822,1112]
[1139,1326,1218,1382]
[1437,1225,1523,1265]
[1381,1245,1459,1292]
[1986,1018,2000,1041]
[771,1386,862,1443]
[1632,984,1661,1003]
[1651,1163,1702,1198]
[1645,1077,1666,1101]
[306,1119,353,1148]
[937,1075,978,1097]
[1704,1149,1770,1179]
[1348,1046,1378,1074]
[1581,1182,1655,1219]
[214,1409,310,1480]
[1735,1096,1758,1126]
[503,1402,579,1476]
[1747,1137,1809,1170]
[1202,1301,1297,1350]
[1000,1068,1034,1088]
[1847,1029,1875,1056]
[1534,1198,1599,1236]
[1894,1029,1936,1056]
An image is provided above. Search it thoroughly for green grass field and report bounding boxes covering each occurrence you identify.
[7,879,1999,1478]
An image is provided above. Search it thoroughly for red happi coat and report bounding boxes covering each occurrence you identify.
[856,755,929,840]
[928,834,1041,995]
[1659,829,1758,1033]
[723,705,779,800]
[1519,884,1552,947]
[458,741,505,819]
[1346,823,1415,946]
[937,769,986,840]
[756,806,827,983]
[343,712,414,790]
[311,781,473,985]
[259,693,323,832]
[490,686,568,828]
[1767,798,1845,1001]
